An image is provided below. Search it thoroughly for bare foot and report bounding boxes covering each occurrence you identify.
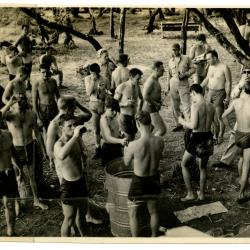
[181,193,195,202]
[34,201,49,210]
[85,214,103,224]
[197,191,205,201]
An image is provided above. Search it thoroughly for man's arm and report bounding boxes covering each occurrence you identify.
[54,125,84,160]
[200,68,210,88]
[46,121,57,162]
[100,116,126,145]
[33,113,47,158]
[85,76,95,96]
[52,79,60,100]
[51,56,59,71]
[2,82,13,104]
[1,96,16,117]
[178,104,198,130]
[186,57,196,77]
[222,101,235,130]
[189,45,196,60]
[137,85,143,112]
[123,142,134,167]
[224,65,232,105]
[75,100,92,121]
[32,81,39,116]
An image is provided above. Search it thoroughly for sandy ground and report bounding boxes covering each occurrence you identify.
[0,8,249,238]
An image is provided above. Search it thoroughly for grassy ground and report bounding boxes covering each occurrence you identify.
[0,8,249,238]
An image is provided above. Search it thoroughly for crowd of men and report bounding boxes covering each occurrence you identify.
[1,22,250,238]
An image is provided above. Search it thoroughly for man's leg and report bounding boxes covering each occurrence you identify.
[75,199,88,236]
[238,148,250,200]
[3,196,16,236]
[181,150,195,201]
[216,105,225,143]
[150,112,166,136]
[92,113,101,159]
[147,199,159,237]
[170,86,181,128]
[197,157,209,200]
[179,85,191,121]
[26,162,48,210]
[61,202,77,237]
[128,202,140,237]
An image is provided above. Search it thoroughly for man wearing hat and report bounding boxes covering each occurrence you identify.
[166,43,195,132]
[100,95,128,167]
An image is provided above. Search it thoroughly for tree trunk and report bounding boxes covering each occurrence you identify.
[158,9,165,20]
[110,8,115,38]
[88,8,98,35]
[21,8,102,51]
[234,9,247,26]
[70,8,80,18]
[190,8,248,63]
[218,9,250,57]
[181,9,189,55]
[119,8,126,55]
[146,8,160,34]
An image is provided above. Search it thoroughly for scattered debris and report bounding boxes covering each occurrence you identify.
[174,201,228,223]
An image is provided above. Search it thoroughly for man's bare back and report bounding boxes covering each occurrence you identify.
[193,100,215,132]
[111,66,129,89]
[234,92,250,132]
[126,135,164,177]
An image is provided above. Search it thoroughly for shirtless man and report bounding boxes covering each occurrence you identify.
[5,46,23,81]
[1,95,48,210]
[46,96,100,225]
[0,113,20,236]
[39,46,64,88]
[100,95,128,167]
[222,81,250,203]
[2,66,28,104]
[13,24,33,90]
[32,63,60,140]
[85,63,109,159]
[167,43,195,132]
[54,117,89,236]
[98,48,116,90]
[143,61,166,136]
[111,54,129,93]
[178,84,215,201]
[201,50,232,144]
[189,33,211,84]
[124,111,164,237]
[114,68,143,141]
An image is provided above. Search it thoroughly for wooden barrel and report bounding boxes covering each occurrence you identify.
[105,158,150,237]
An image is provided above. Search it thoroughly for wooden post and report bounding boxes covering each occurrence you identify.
[119,8,126,55]
[181,9,190,55]
[110,8,115,38]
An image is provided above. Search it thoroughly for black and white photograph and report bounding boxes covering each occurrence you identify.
[0,5,250,240]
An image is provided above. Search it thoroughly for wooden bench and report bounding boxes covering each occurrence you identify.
[160,21,201,38]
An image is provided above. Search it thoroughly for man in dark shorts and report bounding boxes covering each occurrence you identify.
[124,111,164,237]
[54,117,89,236]
[100,95,128,167]
[39,46,64,88]
[13,24,33,90]
[201,50,232,144]
[32,63,60,140]
[178,84,215,201]
[1,95,48,210]
[143,61,166,136]
[85,63,109,159]
[222,80,250,203]
[0,121,20,236]
[114,68,143,141]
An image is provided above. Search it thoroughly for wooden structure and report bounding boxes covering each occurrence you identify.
[160,21,201,38]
